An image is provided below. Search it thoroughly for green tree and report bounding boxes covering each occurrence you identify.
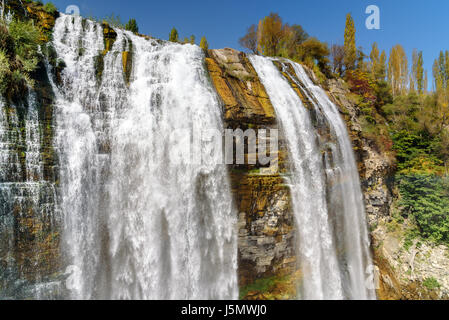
[344,13,356,72]
[125,18,139,33]
[199,36,209,50]
[169,27,179,42]
[189,35,195,45]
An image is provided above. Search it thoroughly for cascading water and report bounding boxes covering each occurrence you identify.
[50,15,237,300]
[0,92,60,299]
[249,55,375,300]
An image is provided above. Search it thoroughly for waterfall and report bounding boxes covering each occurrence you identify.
[50,15,237,300]
[0,92,60,299]
[249,55,375,300]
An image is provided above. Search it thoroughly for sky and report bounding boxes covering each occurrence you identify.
[45,0,449,87]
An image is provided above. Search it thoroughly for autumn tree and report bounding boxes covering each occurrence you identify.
[432,51,449,132]
[279,24,309,58]
[296,37,331,76]
[169,27,179,42]
[257,12,285,56]
[411,49,424,94]
[388,44,408,96]
[239,24,258,54]
[344,13,356,72]
[200,36,209,50]
[189,35,195,45]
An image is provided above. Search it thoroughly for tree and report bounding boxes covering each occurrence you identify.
[199,36,208,50]
[344,13,356,72]
[388,44,408,96]
[257,12,285,56]
[239,24,258,54]
[280,24,309,58]
[296,37,331,76]
[330,44,344,76]
[125,18,139,33]
[169,27,179,42]
[378,50,387,81]
[412,49,424,94]
[356,46,368,72]
[189,35,195,45]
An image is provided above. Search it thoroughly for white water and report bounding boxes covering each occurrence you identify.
[0,92,59,299]
[249,55,375,300]
[51,15,237,300]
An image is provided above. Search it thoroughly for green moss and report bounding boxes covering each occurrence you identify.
[239,275,288,300]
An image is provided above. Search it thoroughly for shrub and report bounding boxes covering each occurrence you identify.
[8,19,41,61]
[43,2,57,14]
[423,277,441,290]
[398,173,449,244]
[0,50,10,93]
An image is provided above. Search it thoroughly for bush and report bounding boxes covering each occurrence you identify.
[8,19,41,61]
[398,173,449,244]
[0,19,41,98]
[43,2,57,14]
[423,277,441,290]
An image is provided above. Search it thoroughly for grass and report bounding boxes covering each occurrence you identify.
[423,277,441,290]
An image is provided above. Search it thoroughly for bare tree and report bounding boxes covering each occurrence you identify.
[330,44,345,76]
[239,24,258,54]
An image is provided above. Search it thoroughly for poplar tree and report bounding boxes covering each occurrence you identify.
[169,27,179,42]
[388,44,408,96]
[412,49,424,94]
[199,36,209,50]
[344,13,356,71]
[370,42,380,79]
[379,50,387,80]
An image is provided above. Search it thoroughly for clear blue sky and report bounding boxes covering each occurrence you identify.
[46,0,449,87]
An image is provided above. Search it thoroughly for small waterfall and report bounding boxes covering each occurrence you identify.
[0,93,60,299]
[249,55,374,300]
[51,15,237,300]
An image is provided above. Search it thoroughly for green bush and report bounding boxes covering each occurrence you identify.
[398,173,449,244]
[0,19,41,98]
[423,277,441,290]
[43,2,57,14]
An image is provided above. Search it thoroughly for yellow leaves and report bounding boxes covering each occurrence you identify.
[388,44,409,96]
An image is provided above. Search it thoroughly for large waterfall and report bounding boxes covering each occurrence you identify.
[0,13,377,301]
[249,55,375,300]
[50,15,237,300]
